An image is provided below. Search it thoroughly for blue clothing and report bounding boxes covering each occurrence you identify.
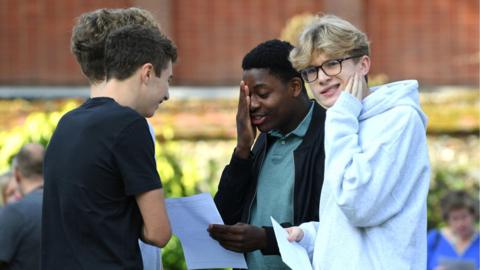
[0,188,43,270]
[427,229,479,270]
[247,102,314,269]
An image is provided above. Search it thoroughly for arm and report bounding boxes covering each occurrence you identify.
[214,81,257,225]
[325,90,429,227]
[113,118,170,247]
[214,153,254,225]
[136,189,171,248]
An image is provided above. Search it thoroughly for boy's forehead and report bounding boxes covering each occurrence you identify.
[310,51,330,65]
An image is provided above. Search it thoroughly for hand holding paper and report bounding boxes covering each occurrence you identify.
[271,216,312,270]
[165,193,247,269]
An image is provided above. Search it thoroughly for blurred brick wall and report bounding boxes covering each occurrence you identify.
[0,0,478,87]
[366,0,479,86]
[0,0,131,85]
[170,0,323,85]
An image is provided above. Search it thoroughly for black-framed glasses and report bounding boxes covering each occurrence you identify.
[300,55,363,83]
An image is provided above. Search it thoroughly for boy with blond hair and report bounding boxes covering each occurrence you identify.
[286,14,430,269]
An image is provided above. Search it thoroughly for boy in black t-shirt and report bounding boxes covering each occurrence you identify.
[42,25,177,270]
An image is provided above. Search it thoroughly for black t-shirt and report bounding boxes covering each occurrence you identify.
[0,188,43,270]
[41,97,162,270]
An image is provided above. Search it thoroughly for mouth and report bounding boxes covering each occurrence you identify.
[250,114,267,126]
[320,84,340,96]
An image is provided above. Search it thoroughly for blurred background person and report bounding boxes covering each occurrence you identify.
[0,143,45,270]
[0,160,22,206]
[0,172,21,206]
[427,190,479,270]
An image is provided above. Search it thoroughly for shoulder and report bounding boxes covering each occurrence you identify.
[105,103,145,124]
[377,105,425,135]
[427,229,443,245]
[427,229,439,239]
[0,203,24,225]
[99,104,148,137]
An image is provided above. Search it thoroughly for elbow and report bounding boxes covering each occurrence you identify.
[338,203,384,227]
[339,204,398,228]
[340,207,370,227]
[143,226,172,248]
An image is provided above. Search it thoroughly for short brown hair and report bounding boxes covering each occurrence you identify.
[71,8,159,83]
[15,143,45,179]
[105,25,177,81]
[440,190,479,221]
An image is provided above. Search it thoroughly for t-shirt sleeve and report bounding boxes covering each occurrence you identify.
[113,118,162,196]
[0,206,23,263]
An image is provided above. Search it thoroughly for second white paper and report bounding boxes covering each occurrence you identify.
[165,193,247,270]
[271,216,312,270]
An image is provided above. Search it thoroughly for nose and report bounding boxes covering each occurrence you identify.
[316,68,331,85]
[250,94,260,111]
[164,90,170,101]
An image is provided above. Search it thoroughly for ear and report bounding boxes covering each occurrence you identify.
[140,63,155,84]
[359,55,371,76]
[289,77,304,97]
[13,167,21,185]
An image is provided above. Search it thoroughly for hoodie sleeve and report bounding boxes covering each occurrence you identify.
[298,221,319,261]
[325,91,429,227]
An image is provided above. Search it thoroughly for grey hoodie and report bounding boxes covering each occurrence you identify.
[299,80,430,270]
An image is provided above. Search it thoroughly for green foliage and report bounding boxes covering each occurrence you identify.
[427,164,479,230]
[0,98,478,269]
[154,138,234,270]
[0,100,79,173]
[0,99,234,269]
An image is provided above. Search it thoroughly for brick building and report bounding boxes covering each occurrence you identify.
[0,0,478,87]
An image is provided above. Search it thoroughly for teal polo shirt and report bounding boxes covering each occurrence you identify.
[246,102,314,270]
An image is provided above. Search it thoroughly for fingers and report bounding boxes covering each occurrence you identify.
[286,227,303,242]
[243,82,250,97]
[217,240,245,252]
[238,81,247,110]
[351,72,359,98]
[344,74,354,94]
[208,224,232,233]
[207,224,245,241]
[360,73,369,99]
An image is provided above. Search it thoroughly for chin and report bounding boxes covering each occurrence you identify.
[256,124,271,134]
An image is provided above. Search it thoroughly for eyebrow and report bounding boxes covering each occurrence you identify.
[252,83,269,91]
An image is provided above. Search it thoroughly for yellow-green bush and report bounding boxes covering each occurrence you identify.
[0,98,478,269]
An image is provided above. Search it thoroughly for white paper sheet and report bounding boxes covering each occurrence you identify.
[270,216,312,270]
[165,193,247,269]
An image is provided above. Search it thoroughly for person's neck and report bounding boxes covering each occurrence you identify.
[90,81,106,98]
[443,227,476,253]
[20,179,43,195]
[279,99,311,135]
[102,78,139,111]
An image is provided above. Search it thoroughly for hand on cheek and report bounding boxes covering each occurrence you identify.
[344,73,369,101]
